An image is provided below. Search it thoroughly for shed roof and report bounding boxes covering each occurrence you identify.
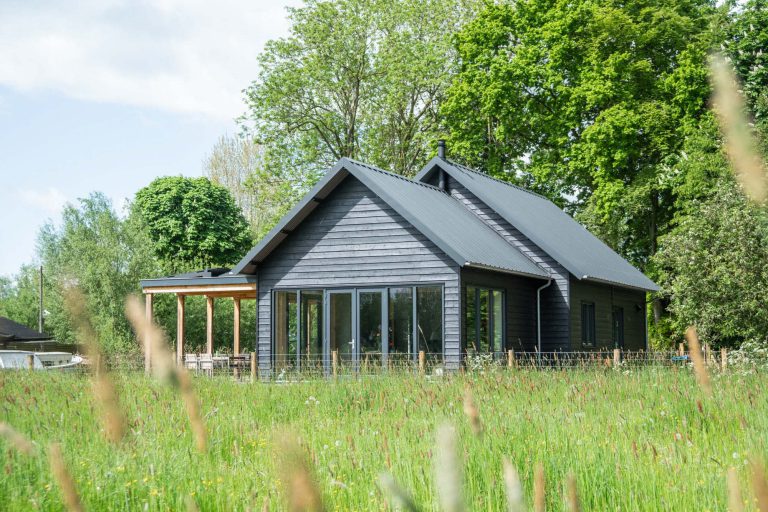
[232,158,549,279]
[0,316,52,342]
[416,158,659,292]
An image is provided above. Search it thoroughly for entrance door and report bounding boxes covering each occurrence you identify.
[327,290,355,369]
[358,289,385,369]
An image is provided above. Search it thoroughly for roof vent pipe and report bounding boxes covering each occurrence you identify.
[437,139,446,159]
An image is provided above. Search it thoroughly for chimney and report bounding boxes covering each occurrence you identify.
[437,140,448,191]
[437,139,446,159]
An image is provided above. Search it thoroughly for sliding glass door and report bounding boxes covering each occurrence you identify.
[327,290,355,366]
[358,289,385,368]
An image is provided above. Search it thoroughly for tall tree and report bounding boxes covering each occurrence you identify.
[242,0,476,184]
[131,177,253,274]
[34,193,159,354]
[204,135,299,240]
[443,0,720,270]
[653,179,768,348]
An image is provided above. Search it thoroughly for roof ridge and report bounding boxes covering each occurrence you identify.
[343,157,449,194]
[446,160,550,200]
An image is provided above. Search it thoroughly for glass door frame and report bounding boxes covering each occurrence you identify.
[356,288,388,368]
[324,289,356,373]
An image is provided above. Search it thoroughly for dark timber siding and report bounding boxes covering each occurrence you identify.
[426,173,571,350]
[255,176,461,370]
[460,268,539,351]
[569,277,647,350]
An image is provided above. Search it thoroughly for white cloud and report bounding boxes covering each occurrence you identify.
[0,0,300,120]
[18,187,68,215]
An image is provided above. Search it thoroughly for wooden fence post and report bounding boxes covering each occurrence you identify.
[721,348,728,372]
[507,349,515,369]
[613,348,621,367]
[26,354,34,370]
[332,350,339,378]
[250,352,257,383]
[419,350,426,374]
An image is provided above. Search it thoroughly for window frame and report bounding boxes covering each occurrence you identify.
[464,285,506,355]
[581,301,596,348]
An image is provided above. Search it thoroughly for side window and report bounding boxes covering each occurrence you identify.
[581,302,595,347]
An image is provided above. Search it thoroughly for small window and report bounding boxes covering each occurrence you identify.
[612,306,624,349]
[581,302,596,347]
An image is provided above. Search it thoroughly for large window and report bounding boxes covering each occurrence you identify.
[300,290,323,366]
[417,287,442,354]
[274,291,298,368]
[581,302,596,347]
[273,285,444,367]
[388,288,413,358]
[465,286,504,354]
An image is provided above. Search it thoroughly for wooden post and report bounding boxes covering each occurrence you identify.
[250,351,257,383]
[206,296,214,356]
[678,343,685,357]
[145,293,153,374]
[419,350,426,374]
[233,298,241,356]
[507,349,514,368]
[721,348,728,371]
[176,295,185,367]
[613,348,621,367]
[332,350,339,377]
[26,354,34,370]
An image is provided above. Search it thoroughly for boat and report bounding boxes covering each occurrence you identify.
[0,350,83,370]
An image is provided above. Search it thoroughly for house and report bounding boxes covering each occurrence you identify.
[140,145,658,372]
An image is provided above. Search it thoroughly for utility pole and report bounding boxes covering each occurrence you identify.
[38,265,43,333]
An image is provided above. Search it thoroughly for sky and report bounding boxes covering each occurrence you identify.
[0,0,300,276]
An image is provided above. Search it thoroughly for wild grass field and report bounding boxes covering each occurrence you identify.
[1,367,766,511]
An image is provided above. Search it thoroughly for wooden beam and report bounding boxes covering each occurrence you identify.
[144,293,153,374]
[177,295,185,366]
[233,298,241,356]
[142,283,257,296]
[206,296,214,355]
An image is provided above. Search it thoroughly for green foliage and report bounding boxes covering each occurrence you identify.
[443,0,718,269]
[0,266,42,330]
[204,135,300,240]
[2,369,767,510]
[131,176,252,273]
[653,181,768,348]
[242,0,475,188]
[33,193,160,354]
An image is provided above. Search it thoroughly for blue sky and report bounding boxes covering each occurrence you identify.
[0,0,299,276]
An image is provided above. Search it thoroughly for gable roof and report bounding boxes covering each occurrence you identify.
[0,316,52,342]
[416,158,659,292]
[232,158,549,279]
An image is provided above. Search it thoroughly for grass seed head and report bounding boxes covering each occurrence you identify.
[685,327,712,397]
[435,423,464,512]
[63,287,127,444]
[751,461,768,512]
[502,457,524,512]
[378,472,420,512]
[534,463,545,512]
[276,434,324,512]
[727,467,744,512]
[711,54,768,203]
[0,422,34,455]
[462,388,482,436]
[566,473,581,512]
[48,443,84,512]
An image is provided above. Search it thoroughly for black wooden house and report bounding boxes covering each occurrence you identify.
[141,149,658,372]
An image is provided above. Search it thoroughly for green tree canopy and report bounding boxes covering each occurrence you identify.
[443,0,720,269]
[241,0,476,186]
[132,176,252,273]
[653,180,768,348]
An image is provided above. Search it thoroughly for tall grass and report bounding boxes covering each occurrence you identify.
[1,368,767,510]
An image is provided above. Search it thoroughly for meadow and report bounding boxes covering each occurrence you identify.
[1,366,767,511]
